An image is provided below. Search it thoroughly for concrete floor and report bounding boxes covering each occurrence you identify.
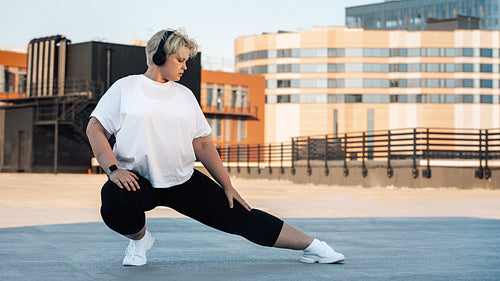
[1,217,499,281]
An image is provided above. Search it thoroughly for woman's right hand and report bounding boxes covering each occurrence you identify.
[109,169,140,191]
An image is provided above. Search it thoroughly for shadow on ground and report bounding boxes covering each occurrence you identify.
[1,218,499,281]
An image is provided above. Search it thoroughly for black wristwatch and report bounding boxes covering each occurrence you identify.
[106,164,119,176]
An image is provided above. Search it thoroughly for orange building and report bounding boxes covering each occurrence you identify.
[0,50,26,99]
[200,70,265,146]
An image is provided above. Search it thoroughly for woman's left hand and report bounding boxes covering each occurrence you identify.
[224,185,252,212]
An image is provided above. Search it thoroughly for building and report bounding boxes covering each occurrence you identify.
[0,35,202,173]
[0,50,26,99]
[235,27,500,143]
[200,70,265,147]
[346,0,500,31]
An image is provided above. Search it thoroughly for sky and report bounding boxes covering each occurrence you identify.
[0,0,379,58]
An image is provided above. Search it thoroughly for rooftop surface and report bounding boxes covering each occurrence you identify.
[1,172,499,280]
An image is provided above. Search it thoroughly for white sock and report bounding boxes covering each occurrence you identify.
[303,238,321,252]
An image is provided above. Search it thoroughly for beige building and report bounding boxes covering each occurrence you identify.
[235,27,500,143]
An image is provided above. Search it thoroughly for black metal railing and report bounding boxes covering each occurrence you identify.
[217,128,500,180]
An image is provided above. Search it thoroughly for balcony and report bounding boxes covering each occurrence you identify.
[201,103,259,119]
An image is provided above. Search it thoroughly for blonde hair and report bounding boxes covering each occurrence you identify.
[145,29,200,66]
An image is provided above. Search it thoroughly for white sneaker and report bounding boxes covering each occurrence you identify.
[300,239,345,264]
[122,231,155,266]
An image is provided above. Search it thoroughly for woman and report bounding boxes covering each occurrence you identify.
[86,29,345,266]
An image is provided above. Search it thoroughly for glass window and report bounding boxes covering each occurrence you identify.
[462,79,474,88]
[277,64,292,73]
[301,64,326,72]
[427,79,440,87]
[445,48,455,57]
[327,94,345,103]
[345,94,362,103]
[427,63,440,72]
[445,95,455,103]
[266,95,277,103]
[345,63,363,72]
[390,48,407,57]
[462,95,473,103]
[364,48,389,57]
[462,64,474,72]
[363,94,389,103]
[300,94,327,103]
[480,48,493,57]
[277,95,291,103]
[481,95,493,103]
[345,48,363,57]
[408,63,420,72]
[301,48,327,57]
[345,78,363,88]
[429,94,440,103]
[301,79,326,88]
[207,88,214,106]
[426,48,440,57]
[328,48,344,57]
[408,48,421,57]
[406,79,419,87]
[277,80,291,88]
[266,80,277,88]
[328,79,344,88]
[328,64,344,72]
[461,48,474,57]
[445,64,455,72]
[238,117,246,141]
[445,79,455,88]
[364,64,389,72]
[481,64,493,72]
[480,79,493,88]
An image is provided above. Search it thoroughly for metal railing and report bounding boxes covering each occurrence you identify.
[217,128,500,180]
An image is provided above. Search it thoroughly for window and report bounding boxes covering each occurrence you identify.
[460,48,474,57]
[462,95,473,103]
[463,64,474,72]
[266,80,277,88]
[345,94,362,103]
[480,79,493,88]
[328,64,344,72]
[481,95,493,103]
[277,95,291,103]
[277,80,291,88]
[462,79,474,88]
[301,48,327,57]
[328,48,344,57]
[345,48,363,57]
[237,118,246,141]
[364,48,389,57]
[207,88,214,106]
[408,48,421,57]
[266,95,277,104]
[480,48,493,57]
[364,64,389,72]
[481,64,493,72]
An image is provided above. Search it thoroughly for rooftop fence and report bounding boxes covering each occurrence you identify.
[217,128,500,180]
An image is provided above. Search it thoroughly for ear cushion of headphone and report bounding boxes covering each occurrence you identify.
[153,51,166,66]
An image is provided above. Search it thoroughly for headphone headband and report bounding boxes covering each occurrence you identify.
[152,30,174,66]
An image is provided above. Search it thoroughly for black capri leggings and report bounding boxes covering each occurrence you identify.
[100,169,284,247]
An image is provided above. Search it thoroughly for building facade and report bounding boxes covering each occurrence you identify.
[346,0,500,31]
[235,27,500,143]
[200,70,265,146]
[0,50,26,99]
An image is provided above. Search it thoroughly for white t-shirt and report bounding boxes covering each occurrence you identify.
[90,74,212,188]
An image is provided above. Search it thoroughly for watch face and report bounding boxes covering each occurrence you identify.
[109,165,118,172]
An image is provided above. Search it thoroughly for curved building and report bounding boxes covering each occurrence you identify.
[235,26,500,143]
